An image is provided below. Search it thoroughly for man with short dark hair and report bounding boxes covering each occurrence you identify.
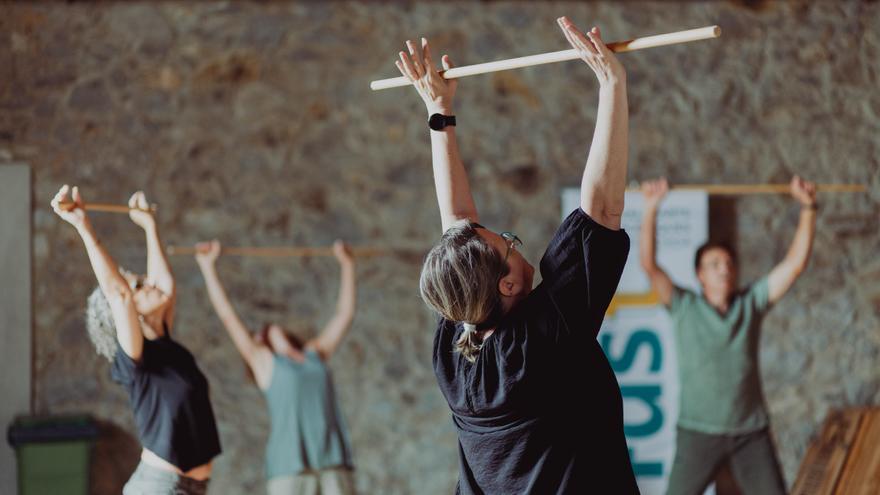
[639,177,818,495]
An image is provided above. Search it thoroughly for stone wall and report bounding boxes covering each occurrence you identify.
[2,1,879,493]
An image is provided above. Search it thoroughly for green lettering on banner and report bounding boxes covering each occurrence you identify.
[621,385,664,436]
[601,328,667,477]
[629,448,664,476]
[600,329,663,372]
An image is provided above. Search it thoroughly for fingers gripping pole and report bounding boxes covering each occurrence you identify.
[371,25,721,91]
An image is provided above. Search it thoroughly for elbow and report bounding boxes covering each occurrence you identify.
[337,312,355,328]
[450,209,479,224]
[157,276,176,295]
[602,198,625,219]
[582,196,624,229]
[595,210,623,231]
[106,281,133,300]
[640,262,661,279]
[783,257,809,278]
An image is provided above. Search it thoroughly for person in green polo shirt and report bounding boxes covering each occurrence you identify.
[639,176,818,495]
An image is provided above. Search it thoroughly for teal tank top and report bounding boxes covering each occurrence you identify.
[263,350,353,478]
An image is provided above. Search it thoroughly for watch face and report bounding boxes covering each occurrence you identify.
[429,113,445,131]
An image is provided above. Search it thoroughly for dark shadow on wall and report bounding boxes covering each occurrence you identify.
[90,419,140,495]
[704,196,743,494]
[708,197,738,249]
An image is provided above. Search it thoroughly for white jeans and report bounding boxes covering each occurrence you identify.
[123,461,209,495]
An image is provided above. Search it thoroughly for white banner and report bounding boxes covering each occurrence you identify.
[561,189,708,494]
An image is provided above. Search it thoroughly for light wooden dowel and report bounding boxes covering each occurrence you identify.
[628,184,867,195]
[371,25,721,91]
[167,246,390,258]
[56,201,156,213]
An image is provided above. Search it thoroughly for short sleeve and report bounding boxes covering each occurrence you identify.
[110,345,141,385]
[538,208,630,339]
[667,285,694,315]
[744,276,772,315]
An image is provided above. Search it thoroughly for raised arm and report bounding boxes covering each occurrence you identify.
[558,17,628,230]
[767,176,817,304]
[128,191,176,325]
[639,178,674,306]
[195,240,271,380]
[396,38,478,232]
[51,185,143,360]
[306,241,357,361]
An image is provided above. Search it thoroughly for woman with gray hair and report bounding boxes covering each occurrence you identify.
[51,185,220,495]
[395,16,638,493]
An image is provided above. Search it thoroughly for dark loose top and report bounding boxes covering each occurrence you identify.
[111,332,222,472]
[433,208,639,494]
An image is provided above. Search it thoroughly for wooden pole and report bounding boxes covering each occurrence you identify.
[631,183,867,195]
[167,246,391,258]
[56,201,157,214]
[371,25,721,90]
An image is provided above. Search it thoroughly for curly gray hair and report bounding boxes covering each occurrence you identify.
[86,286,120,361]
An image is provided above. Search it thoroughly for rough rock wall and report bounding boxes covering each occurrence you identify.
[2,1,878,493]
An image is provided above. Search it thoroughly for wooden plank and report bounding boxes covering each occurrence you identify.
[834,408,880,495]
[791,409,864,495]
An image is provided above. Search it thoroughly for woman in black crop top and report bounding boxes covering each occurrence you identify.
[51,186,221,495]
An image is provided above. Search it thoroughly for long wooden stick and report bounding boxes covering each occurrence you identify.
[166,246,390,258]
[371,25,721,91]
[628,183,867,195]
[56,201,157,213]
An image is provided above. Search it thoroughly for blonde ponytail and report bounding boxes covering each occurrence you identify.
[420,220,508,363]
[455,322,484,362]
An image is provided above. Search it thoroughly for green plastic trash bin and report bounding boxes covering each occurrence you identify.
[7,415,98,495]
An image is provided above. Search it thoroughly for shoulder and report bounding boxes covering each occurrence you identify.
[665,285,697,314]
[487,298,553,357]
[433,318,464,377]
[739,276,771,309]
[433,317,460,348]
[674,285,697,300]
[250,344,275,366]
[110,342,146,383]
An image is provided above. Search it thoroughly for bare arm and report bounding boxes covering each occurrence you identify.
[128,192,176,324]
[195,241,270,377]
[558,18,628,230]
[767,176,817,304]
[639,178,674,306]
[307,241,357,361]
[105,283,145,361]
[396,38,478,231]
[51,185,143,360]
[429,122,479,231]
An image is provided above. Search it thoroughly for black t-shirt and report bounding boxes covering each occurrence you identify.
[433,208,639,494]
[111,332,222,472]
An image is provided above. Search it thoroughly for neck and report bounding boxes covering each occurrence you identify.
[140,314,165,339]
[703,288,730,312]
[501,291,527,315]
[480,294,519,333]
[282,346,305,362]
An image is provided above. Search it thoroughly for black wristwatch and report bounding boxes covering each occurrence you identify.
[428,113,456,131]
